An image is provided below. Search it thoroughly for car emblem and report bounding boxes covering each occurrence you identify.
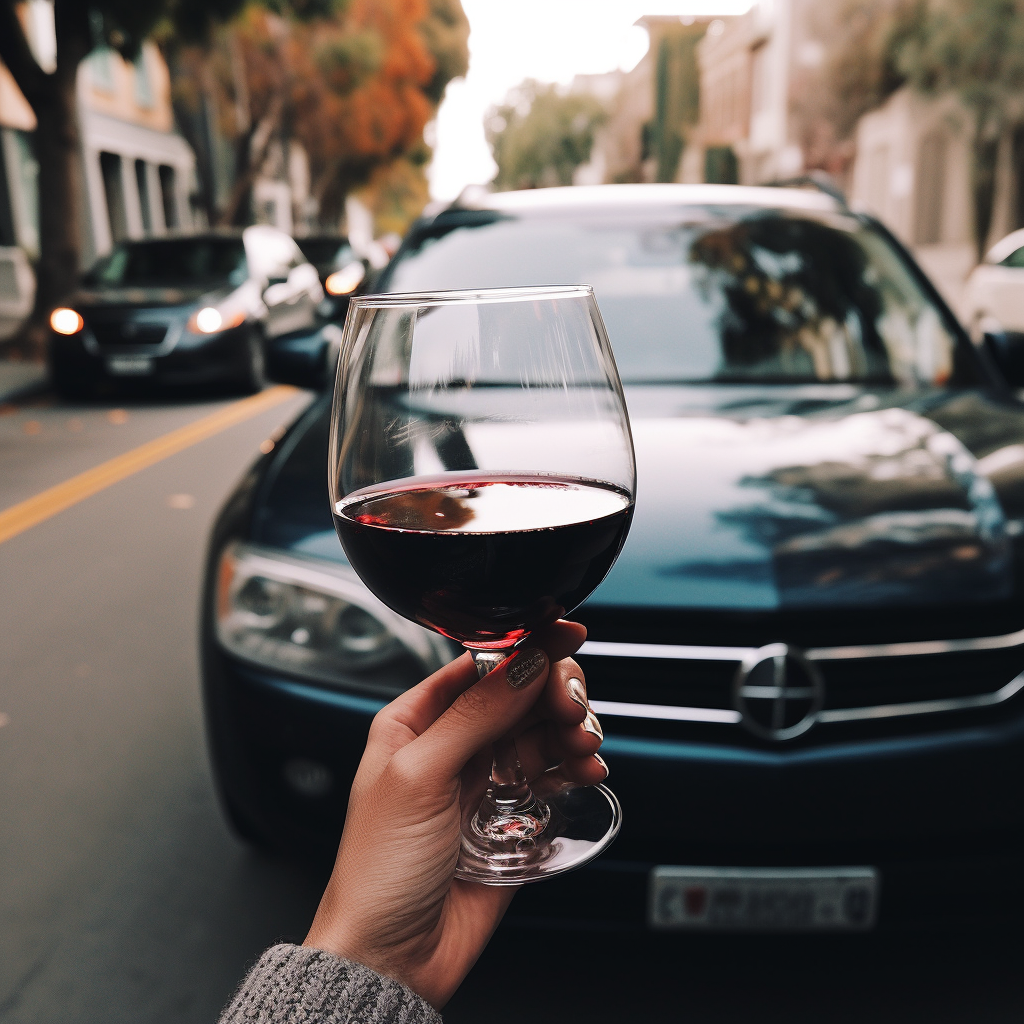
[732,643,823,741]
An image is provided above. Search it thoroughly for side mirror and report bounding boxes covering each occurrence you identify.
[265,323,343,390]
[263,278,290,306]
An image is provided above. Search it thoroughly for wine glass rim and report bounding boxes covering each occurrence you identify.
[350,284,594,308]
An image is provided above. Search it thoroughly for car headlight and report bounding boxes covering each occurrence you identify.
[214,542,453,691]
[50,307,84,334]
[188,305,246,334]
[324,261,366,296]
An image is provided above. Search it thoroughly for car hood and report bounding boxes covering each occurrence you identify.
[72,285,230,309]
[253,385,1024,616]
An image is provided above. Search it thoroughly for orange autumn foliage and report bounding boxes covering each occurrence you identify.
[175,0,453,225]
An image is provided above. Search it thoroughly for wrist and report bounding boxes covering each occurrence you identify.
[303,929,401,994]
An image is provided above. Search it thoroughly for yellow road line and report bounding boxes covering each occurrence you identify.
[0,385,299,546]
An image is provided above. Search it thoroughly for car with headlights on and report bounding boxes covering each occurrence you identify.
[294,233,371,327]
[47,226,323,398]
[203,183,1024,931]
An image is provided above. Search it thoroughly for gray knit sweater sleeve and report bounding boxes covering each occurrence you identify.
[218,943,442,1024]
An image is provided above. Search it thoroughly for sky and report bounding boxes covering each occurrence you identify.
[428,0,756,201]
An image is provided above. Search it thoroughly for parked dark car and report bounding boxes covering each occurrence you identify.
[294,234,360,288]
[295,233,368,323]
[202,184,1024,931]
[262,235,372,391]
[48,226,323,397]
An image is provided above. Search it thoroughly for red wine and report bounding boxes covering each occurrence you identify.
[334,474,633,649]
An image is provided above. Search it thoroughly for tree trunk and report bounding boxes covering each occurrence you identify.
[29,72,83,344]
[218,93,285,227]
[971,111,1001,262]
[1011,123,1024,232]
[0,1,89,359]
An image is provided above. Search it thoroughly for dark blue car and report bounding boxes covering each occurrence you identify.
[201,184,1024,931]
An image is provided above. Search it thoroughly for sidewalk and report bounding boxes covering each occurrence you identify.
[0,360,47,405]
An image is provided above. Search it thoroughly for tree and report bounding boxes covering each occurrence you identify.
[486,80,607,191]
[356,146,432,237]
[0,0,243,356]
[171,0,467,229]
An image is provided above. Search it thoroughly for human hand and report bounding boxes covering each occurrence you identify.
[303,620,606,1008]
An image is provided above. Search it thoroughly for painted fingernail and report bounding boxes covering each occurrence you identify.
[506,648,547,689]
[593,753,609,780]
[566,676,589,710]
[582,708,603,741]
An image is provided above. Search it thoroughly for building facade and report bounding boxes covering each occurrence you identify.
[685,0,988,314]
[686,0,835,187]
[0,12,198,339]
[573,15,711,188]
[0,59,38,339]
[0,3,197,306]
[76,42,196,264]
[850,89,983,316]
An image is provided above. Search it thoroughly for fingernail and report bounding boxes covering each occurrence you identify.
[566,676,588,710]
[506,648,547,689]
[582,708,603,741]
[593,753,609,780]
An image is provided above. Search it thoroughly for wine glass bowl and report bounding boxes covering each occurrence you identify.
[329,285,636,883]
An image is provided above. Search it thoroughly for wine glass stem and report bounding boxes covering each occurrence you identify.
[473,651,526,787]
[470,651,550,841]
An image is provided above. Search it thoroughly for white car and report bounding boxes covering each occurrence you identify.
[965,229,1024,337]
[964,229,1024,384]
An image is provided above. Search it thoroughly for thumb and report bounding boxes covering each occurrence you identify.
[404,647,550,780]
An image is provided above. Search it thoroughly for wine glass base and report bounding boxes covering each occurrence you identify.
[455,783,622,885]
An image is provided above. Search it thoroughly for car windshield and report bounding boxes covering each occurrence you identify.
[380,207,970,387]
[85,238,248,288]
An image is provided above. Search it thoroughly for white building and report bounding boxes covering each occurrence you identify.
[687,0,828,186]
[0,3,198,338]
[849,88,982,317]
[76,41,196,264]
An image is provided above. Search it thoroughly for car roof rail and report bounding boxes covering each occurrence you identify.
[764,171,847,207]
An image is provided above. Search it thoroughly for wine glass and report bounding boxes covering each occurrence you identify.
[328,285,636,884]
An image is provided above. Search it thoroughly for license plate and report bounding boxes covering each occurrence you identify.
[649,866,879,932]
[106,355,154,376]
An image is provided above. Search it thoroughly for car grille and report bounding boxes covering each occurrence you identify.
[87,318,169,349]
[577,628,1024,743]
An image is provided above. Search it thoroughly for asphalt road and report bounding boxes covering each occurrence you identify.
[3,386,1024,1023]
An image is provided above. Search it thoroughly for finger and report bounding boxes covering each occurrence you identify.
[384,650,478,738]
[528,620,587,664]
[512,715,603,782]
[383,620,586,740]
[501,658,589,739]
[532,754,610,797]
[403,646,552,780]
[533,658,589,728]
